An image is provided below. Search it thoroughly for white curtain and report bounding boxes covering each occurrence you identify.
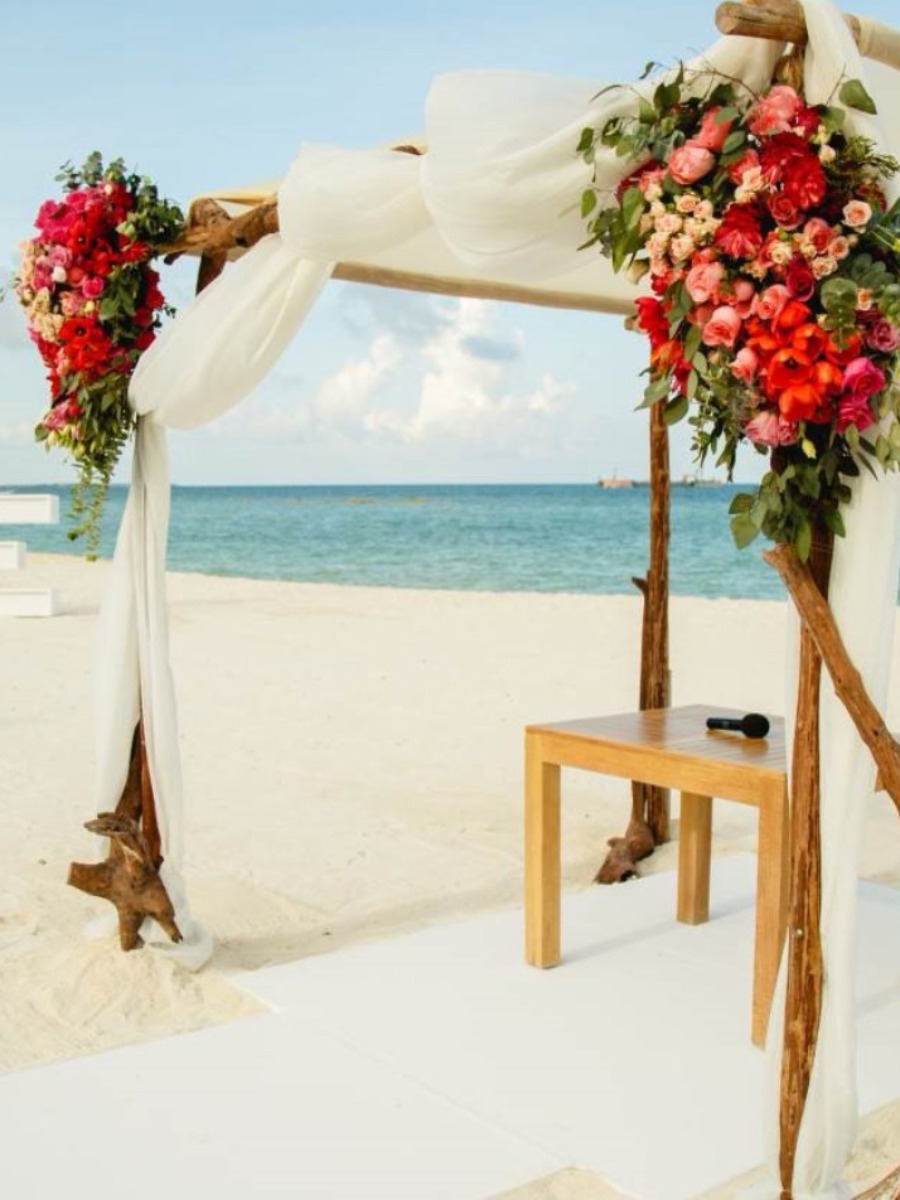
[95,0,898,1191]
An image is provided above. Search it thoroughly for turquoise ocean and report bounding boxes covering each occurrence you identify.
[1,482,785,601]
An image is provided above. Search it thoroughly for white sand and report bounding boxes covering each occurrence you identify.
[1,552,897,1191]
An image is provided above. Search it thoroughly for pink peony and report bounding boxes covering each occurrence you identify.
[701,305,742,348]
[684,259,724,304]
[842,356,886,403]
[744,409,798,446]
[694,107,733,152]
[731,347,759,384]
[747,85,803,136]
[668,141,716,186]
[752,284,791,321]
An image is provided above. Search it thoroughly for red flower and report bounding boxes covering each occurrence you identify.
[714,205,764,259]
[784,257,816,301]
[759,133,811,183]
[634,297,670,350]
[767,192,802,230]
[782,156,826,210]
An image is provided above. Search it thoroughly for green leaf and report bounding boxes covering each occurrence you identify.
[730,512,760,550]
[685,369,699,401]
[728,492,753,515]
[721,130,746,155]
[638,98,657,124]
[683,323,701,361]
[639,60,661,81]
[839,78,877,116]
[664,394,689,425]
[581,190,597,218]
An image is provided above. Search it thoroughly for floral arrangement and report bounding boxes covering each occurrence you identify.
[579,68,900,559]
[13,153,183,554]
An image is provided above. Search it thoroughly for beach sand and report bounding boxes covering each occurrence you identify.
[1,552,897,1193]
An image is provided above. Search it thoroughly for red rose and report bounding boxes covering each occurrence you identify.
[727,149,761,184]
[782,157,826,210]
[714,205,764,259]
[767,191,802,230]
[135,329,156,352]
[784,257,816,301]
[759,133,810,183]
[794,105,823,138]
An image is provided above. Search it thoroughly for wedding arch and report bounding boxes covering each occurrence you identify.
[49,2,900,1199]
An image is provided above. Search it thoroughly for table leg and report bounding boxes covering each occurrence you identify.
[524,732,561,968]
[751,782,790,1047]
[677,792,712,925]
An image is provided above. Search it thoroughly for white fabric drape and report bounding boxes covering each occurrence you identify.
[94,2,898,1192]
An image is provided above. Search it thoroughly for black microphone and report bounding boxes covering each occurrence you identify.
[706,712,770,739]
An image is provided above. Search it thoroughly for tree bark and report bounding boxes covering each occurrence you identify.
[777,527,833,1200]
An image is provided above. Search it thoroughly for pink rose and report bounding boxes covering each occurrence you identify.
[42,398,81,433]
[744,410,798,447]
[752,284,791,321]
[725,278,756,318]
[727,149,761,184]
[82,276,104,299]
[731,347,759,384]
[701,305,742,348]
[684,260,724,304]
[836,393,876,434]
[802,218,833,254]
[864,319,900,354]
[747,85,803,136]
[842,357,886,403]
[694,107,733,152]
[668,141,716,186]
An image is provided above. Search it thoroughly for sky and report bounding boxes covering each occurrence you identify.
[1,0,896,487]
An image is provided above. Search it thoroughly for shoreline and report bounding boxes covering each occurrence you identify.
[2,552,897,1079]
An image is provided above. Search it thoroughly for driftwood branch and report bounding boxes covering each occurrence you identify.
[853,1164,900,1200]
[595,403,670,883]
[776,528,832,1199]
[715,1,900,71]
[716,1,860,46]
[68,726,182,950]
[763,543,900,818]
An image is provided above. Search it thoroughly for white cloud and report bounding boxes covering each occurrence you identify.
[364,298,574,444]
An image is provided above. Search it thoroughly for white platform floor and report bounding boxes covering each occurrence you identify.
[2,856,898,1200]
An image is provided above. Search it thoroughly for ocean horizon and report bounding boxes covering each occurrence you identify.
[1,481,787,601]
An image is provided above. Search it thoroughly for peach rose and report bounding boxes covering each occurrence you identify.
[684,259,724,304]
[752,284,791,321]
[701,305,742,348]
[842,200,872,228]
[694,107,733,152]
[730,347,759,384]
[668,141,716,186]
[747,85,802,136]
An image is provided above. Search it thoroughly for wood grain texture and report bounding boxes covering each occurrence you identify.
[777,530,832,1200]
[763,542,900,818]
[524,705,789,1042]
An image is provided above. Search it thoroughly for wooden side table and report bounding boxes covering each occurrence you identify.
[524,704,789,1046]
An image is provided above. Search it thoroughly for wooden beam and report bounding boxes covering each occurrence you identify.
[331,261,632,315]
[717,1,858,45]
[716,2,900,71]
[162,198,634,317]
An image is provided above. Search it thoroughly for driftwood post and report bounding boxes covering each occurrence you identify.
[595,403,671,882]
[777,526,832,1198]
